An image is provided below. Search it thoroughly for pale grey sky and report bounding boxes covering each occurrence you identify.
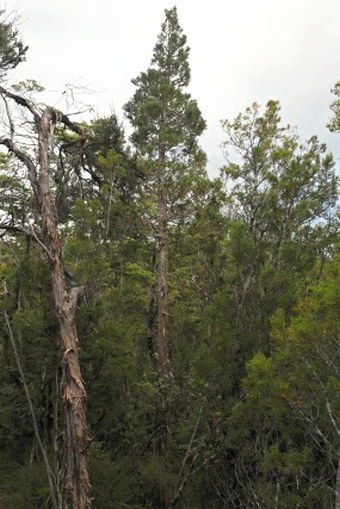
[6,0,340,175]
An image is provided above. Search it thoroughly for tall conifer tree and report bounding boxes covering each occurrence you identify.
[124,7,206,506]
[124,7,205,386]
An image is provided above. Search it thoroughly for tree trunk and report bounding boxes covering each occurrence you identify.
[154,156,171,509]
[38,110,91,509]
[157,178,169,374]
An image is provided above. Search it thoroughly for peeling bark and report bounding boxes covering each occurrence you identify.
[38,110,91,509]
[0,93,91,509]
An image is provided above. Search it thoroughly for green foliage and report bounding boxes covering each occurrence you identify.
[328,81,340,132]
[0,455,52,509]
[219,100,339,364]
[90,444,142,509]
[222,101,338,237]
[12,79,44,93]
[124,6,206,166]
[0,9,27,77]
[225,255,340,508]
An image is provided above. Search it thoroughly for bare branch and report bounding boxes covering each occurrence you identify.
[1,93,15,140]
[58,111,88,138]
[0,84,40,122]
[326,401,340,440]
[0,136,40,197]
[170,407,203,509]
[0,222,53,259]
[0,222,34,237]
[29,223,53,260]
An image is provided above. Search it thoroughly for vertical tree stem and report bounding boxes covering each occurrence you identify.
[4,311,58,509]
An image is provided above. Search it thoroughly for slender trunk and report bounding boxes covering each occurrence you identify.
[336,450,340,509]
[154,153,170,509]
[156,180,169,374]
[37,111,91,509]
[274,477,280,509]
[105,170,114,240]
[170,407,202,509]
[4,311,58,509]
[147,247,157,358]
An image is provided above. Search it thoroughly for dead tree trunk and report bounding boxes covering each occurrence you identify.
[38,110,91,509]
[0,89,91,509]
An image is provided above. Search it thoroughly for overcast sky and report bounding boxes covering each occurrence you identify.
[6,0,340,175]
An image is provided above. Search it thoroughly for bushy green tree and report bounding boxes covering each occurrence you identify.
[328,81,340,133]
[124,5,206,374]
[225,254,340,508]
[124,7,208,507]
[0,9,27,77]
[221,100,338,359]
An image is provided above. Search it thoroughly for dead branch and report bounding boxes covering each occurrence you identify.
[0,222,53,259]
[0,136,39,197]
[0,84,40,122]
